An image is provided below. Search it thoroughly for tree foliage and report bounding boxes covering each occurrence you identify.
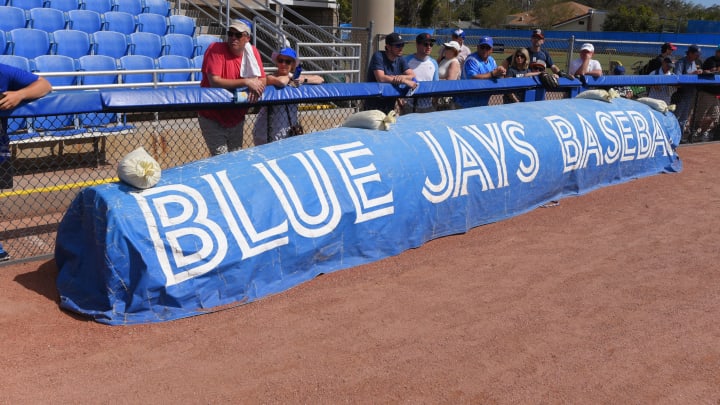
[388,0,720,32]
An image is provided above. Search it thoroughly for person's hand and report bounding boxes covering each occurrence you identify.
[403,77,418,89]
[246,77,265,94]
[0,91,24,110]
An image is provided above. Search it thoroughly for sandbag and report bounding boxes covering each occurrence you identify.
[117,147,162,189]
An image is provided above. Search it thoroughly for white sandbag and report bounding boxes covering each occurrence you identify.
[341,110,397,131]
[635,97,676,113]
[575,88,620,103]
[117,147,162,189]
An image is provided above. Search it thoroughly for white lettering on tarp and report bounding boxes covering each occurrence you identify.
[419,121,539,203]
[203,171,288,258]
[418,130,454,203]
[324,142,394,224]
[133,185,228,286]
[254,151,341,238]
[547,110,675,173]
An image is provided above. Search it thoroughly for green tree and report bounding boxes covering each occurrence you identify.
[602,5,659,32]
[336,0,351,23]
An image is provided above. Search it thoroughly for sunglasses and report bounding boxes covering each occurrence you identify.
[515,54,526,58]
[479,45,491,50]
[227,31,248,39]
[276,57,293,65]
[422,42,434,47]
[391,43,405,48]
[531,66,546,71]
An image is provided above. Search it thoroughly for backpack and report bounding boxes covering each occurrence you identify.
[640,56,663,75]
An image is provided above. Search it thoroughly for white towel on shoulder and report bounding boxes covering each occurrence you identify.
[240,42,262,78]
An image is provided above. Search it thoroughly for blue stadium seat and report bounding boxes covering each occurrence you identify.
[52,29,92,58]
[167,14,195,37]
[8,28,52,58]
[32,54,77,86]
[162,33,193,58]
[0,6,29,32]
[193,34,221,57]
[112,0,141,15]
[0,31,7,55]
[28,7,67,32]
[77,53,117,85]
[191,54,203,81]
[102,10,136,34]
[136,12,166,36]
[80,0,112,14]
[143,0,169,16]
[118,54,155,84]
[44,0,80,11]
[31,54,85,136]
[91,30,128,58]
[157,54,191,83]
[77,54,133,133]
[0,54,31,70]
[66,8,102,33]
[8,0,43,10]
[128,31,162,58]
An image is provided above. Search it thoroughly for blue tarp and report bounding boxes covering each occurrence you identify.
[55,97,682,325]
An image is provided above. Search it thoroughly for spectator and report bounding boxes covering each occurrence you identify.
[364,32,417,114]
[434,40,462,110]
[502,29,560,75]
[690,45,720,142]
[569,43,602,78]
[462,36,505,80]
[438,41,461,80]
[198,20,266,156]
[402,33,439,114]
[673,44,704,141]
[644,42,677,74]
[438,29,471,66]
[504,48,543,103]
[611,65,634,99]
[253,48,324,145]
[0,62,52,262]
[457,36,505,108]
[648,57,676,104]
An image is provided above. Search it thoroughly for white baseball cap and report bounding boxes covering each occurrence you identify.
[580,43,594,52]
[443,41,461,51]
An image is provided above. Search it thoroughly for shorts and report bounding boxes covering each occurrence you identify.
[197,115,245,156]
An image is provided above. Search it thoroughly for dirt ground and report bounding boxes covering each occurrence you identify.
[1,143,719,403]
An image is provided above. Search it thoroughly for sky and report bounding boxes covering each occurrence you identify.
[688,0,719,7]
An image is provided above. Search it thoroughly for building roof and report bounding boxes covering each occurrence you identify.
[505,1,598,29]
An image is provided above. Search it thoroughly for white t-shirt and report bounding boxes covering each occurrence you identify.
[404,54,439,111]
[569,58,602,75]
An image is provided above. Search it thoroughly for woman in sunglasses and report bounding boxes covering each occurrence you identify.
[505,49,546,103]
[253,47,324,145]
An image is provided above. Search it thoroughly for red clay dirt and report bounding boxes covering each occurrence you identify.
[1,144,719,403]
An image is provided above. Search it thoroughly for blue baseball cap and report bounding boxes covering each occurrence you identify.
[478,36,493,48]
[272,47,297,64]
[452,29,465,39]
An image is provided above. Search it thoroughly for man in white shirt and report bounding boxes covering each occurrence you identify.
[569,43,602,77]
[403,32,439,114]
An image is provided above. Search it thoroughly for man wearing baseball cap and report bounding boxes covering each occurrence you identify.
[364,32,418,113]
[674,44,704,141]
[402,33,439,113]
[198,19,266,155]
[502,29,560,75]
[569,43,602,77]
[643,42,677,74]
[457,36,506,108]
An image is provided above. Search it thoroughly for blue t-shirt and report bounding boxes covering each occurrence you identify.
[366,50,411,82]
[1,63,40,160]
[365,51,411,113]
[462,52,497,80]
